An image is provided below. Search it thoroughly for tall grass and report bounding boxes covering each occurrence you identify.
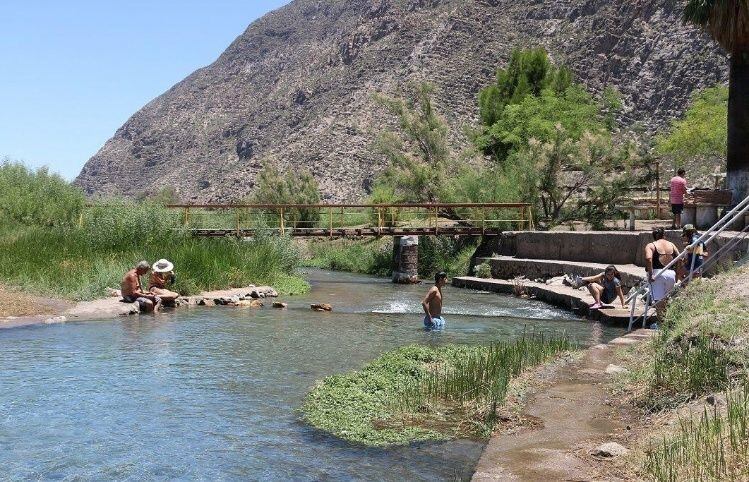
[0,162,308,300]
[395,333,573,430]
[302,333,573,446]
[645,383,749,481]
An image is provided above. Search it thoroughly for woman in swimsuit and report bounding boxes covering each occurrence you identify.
[645,227,680,318]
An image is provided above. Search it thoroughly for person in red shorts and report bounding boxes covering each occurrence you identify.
[669,168,691,229]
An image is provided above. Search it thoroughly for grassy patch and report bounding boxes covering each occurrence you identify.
[302,334,573,447]
[644,384,749,481]
[628,271,749,411]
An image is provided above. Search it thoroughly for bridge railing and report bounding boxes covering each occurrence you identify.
[164,203,533,237]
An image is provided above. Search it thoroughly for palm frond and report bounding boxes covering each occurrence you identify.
[684,0,749,52]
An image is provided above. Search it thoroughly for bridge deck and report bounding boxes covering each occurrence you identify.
[189,226,503,238]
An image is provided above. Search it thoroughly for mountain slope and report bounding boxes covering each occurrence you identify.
[75,0,727,202]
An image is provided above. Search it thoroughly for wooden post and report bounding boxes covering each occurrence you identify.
[183,207,190,227]
[279,207,285,236]
[329,207,333,239]
[656,161,662,219]
[434,207,439,235]
[235,208,241,237]
[481,207,486,236]
[377,208,383,234]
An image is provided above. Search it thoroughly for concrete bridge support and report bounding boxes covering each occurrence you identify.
[392,236,419,284]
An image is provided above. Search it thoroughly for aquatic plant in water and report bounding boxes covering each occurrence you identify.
[302,333,573,447]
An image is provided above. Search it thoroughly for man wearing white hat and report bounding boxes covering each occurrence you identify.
[148,259,179,305]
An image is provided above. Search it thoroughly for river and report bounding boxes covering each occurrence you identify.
[0,270,623,481]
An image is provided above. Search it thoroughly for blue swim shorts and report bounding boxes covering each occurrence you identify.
[424,316,445,329]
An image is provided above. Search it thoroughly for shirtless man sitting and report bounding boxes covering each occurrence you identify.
[121,261,162,312]
[422,272,447,329]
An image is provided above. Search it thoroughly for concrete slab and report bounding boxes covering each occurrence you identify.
[475,256,643,288]
[65,298,140,320]
[452,277,654,327]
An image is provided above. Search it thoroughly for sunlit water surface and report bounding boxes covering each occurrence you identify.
[0,270,623,481]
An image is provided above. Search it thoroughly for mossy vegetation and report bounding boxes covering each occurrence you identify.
[302,334,573,447]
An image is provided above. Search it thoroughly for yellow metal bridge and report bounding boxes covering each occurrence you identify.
[165,203,534,238]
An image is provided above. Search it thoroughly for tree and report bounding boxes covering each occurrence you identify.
[374,83,450,203]
[517,126,646,228]
[656,85,728,181]
[476,48,604,162]
[684,1,749,204]
[251,164,321,228]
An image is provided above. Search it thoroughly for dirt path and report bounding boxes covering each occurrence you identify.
[473,331,654,481]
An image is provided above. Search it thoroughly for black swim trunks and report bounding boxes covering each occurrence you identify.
[671,204,684,215]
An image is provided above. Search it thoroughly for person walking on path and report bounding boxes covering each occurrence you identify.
[645,228,680,320]
[422,272,447,329]
[670,168,691,229]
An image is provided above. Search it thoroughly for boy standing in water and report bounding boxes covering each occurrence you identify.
[422,272,447,329]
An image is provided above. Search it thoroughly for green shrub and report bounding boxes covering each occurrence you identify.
[418,236,476,279]
[473,263,492,278]
[251,164,321,228]
[306,238,393,277]
[0,160,85,228]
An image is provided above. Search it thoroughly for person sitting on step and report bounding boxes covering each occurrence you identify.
[580,265,625,310]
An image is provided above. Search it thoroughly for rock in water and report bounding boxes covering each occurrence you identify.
[273,302,288,309]
[311,303,333,312]
[75,0,727,202]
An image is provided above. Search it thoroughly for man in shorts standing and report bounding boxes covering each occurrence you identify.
[670,168,690,229]
[422,272,447,329]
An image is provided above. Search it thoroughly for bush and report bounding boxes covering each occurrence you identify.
[251,164,321,228]
[418,236,476,279]
[305,238,393,277]
[0,160,85,228]
[474,263,492,278]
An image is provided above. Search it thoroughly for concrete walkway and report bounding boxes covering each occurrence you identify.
[453,277,653,326]
[472,330,655,481]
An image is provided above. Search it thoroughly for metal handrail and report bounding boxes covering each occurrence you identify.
[627,194,749,331]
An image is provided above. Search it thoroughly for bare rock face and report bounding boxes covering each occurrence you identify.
[75,0,727,202]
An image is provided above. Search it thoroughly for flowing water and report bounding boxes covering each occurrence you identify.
[0,270,624,481]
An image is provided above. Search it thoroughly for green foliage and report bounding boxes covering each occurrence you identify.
[305,238,393,277]
[252,164,321,227]
[633,274,749,411]
[0,160,85,228]
[655,85,728,163]
[478,48,573,127]
[476,85,605,161]
[514,127,647,227]
[302,334,573,446]
[418,236,476,278]
[473,263,492,279]
[374,83,451,203]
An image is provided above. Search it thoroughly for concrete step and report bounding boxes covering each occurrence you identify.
[474,256,644,289]
[452,276,654,327]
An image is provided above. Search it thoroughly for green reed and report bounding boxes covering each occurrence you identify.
[394,332,573,429]
[645,382,749,481]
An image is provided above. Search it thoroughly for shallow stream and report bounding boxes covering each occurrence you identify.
[0,270,623,480]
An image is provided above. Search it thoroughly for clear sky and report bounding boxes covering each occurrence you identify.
[0,0,291,180]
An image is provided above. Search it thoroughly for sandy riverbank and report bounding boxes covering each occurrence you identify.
[0,285,280,330]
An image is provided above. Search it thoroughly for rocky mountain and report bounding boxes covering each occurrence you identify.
[75,0,728,202]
